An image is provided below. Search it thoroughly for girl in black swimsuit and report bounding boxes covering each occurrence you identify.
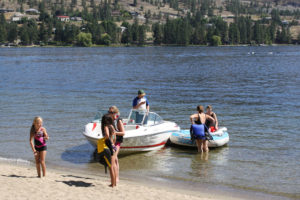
[205,105,218,131]
[101,114,117,187]
[190,105,215,153]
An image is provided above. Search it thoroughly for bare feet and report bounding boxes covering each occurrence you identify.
[109,184,117,187]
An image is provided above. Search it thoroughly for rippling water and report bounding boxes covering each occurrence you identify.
[0,46,299,199]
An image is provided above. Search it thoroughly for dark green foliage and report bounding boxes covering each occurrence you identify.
[19,20,39,45]
[39,23,49,44]
[0,0,297,46]
[0,14,7,43]
[211,35,222,46]
[138,25,146,45]
[152,23,163,44]
[7,23,18,43]
[121,22,132,44]
[228,23,240,44]
[0,25,7,43]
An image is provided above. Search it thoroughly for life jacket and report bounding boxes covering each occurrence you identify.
[97,138,113,173]
[114,118,123,143]
[190,124,213,141]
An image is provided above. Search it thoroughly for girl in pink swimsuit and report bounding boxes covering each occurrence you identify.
[29,117,49,177]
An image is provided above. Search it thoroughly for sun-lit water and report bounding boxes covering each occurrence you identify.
[0,46,299,199]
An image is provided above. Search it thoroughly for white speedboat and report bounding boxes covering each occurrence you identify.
[83,109,180,153]
[170,127,229,148]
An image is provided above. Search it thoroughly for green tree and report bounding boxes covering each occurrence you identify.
[152,23,163,44]
[0,25,7,43]
[7,23,18,43]
[19,24,30,45]
[137,25,146,45]
[176,18,191,45]
[271,9,281,24]
[121,22,132,44]
[237,16,247,43]
[64,24,80,44]
[76,32,92,46]
[39,23,49,44]
[228,23,240,44]
[191,23,206,45]
[211,35,222,46]
[101,20,119,43]
[163,18,177,44]
[131,19,139,42]
[54,22,64,43]
[253,22,263,44]
[100,33,112,45]
[0,13,7,43]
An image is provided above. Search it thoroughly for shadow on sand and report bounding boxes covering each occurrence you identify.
[55,180,95,187]
[1,174,37,178]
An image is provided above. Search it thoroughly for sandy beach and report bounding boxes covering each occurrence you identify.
[0,162,245,200]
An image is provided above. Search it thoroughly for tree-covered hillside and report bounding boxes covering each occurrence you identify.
[0,0,300,46]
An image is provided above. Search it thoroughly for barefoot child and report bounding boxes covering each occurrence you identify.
[101,114,117,187]
[29,117,49,177]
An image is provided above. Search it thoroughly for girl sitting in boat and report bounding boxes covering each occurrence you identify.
[190,105,215,153]
[101,114,117,187]
[29,116,49,177]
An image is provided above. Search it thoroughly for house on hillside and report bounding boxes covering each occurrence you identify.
[282,20,289,25]
[137,15,146,22]
[11,12,25,22]
[0,8,14,13]
[57,15,70,22]
[111,10,121,17]
[120,26,127,33]
[130,11,139,16]
[25,8,39,15]
[70,17,83,21]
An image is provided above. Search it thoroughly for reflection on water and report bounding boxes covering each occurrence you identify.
[61,143,95,164]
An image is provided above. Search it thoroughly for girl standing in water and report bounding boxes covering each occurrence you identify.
[190,105,215,153]
[29,117,49,177]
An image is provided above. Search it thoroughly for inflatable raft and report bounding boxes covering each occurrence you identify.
[170,127,229,148]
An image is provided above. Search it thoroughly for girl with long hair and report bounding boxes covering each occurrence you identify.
[29,116,49,177]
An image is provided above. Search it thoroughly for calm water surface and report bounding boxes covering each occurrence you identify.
[0,46,299,199]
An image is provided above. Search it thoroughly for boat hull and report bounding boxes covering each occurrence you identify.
[170,127,229,148]
[83,121,180,153]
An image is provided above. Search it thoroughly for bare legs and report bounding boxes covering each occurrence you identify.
[115,146,120,183]
[109,154,117,187]
[196,139,209,153]
[34,151,47,177]
[203,140,209,153]
[195,139,203,153]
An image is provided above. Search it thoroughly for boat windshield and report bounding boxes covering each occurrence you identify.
[92,110,106,123]
[127,109,163,125]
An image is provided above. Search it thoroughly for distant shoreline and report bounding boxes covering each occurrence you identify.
[0,43,297,48]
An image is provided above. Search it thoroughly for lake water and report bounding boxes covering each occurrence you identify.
[0,46,299,199]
